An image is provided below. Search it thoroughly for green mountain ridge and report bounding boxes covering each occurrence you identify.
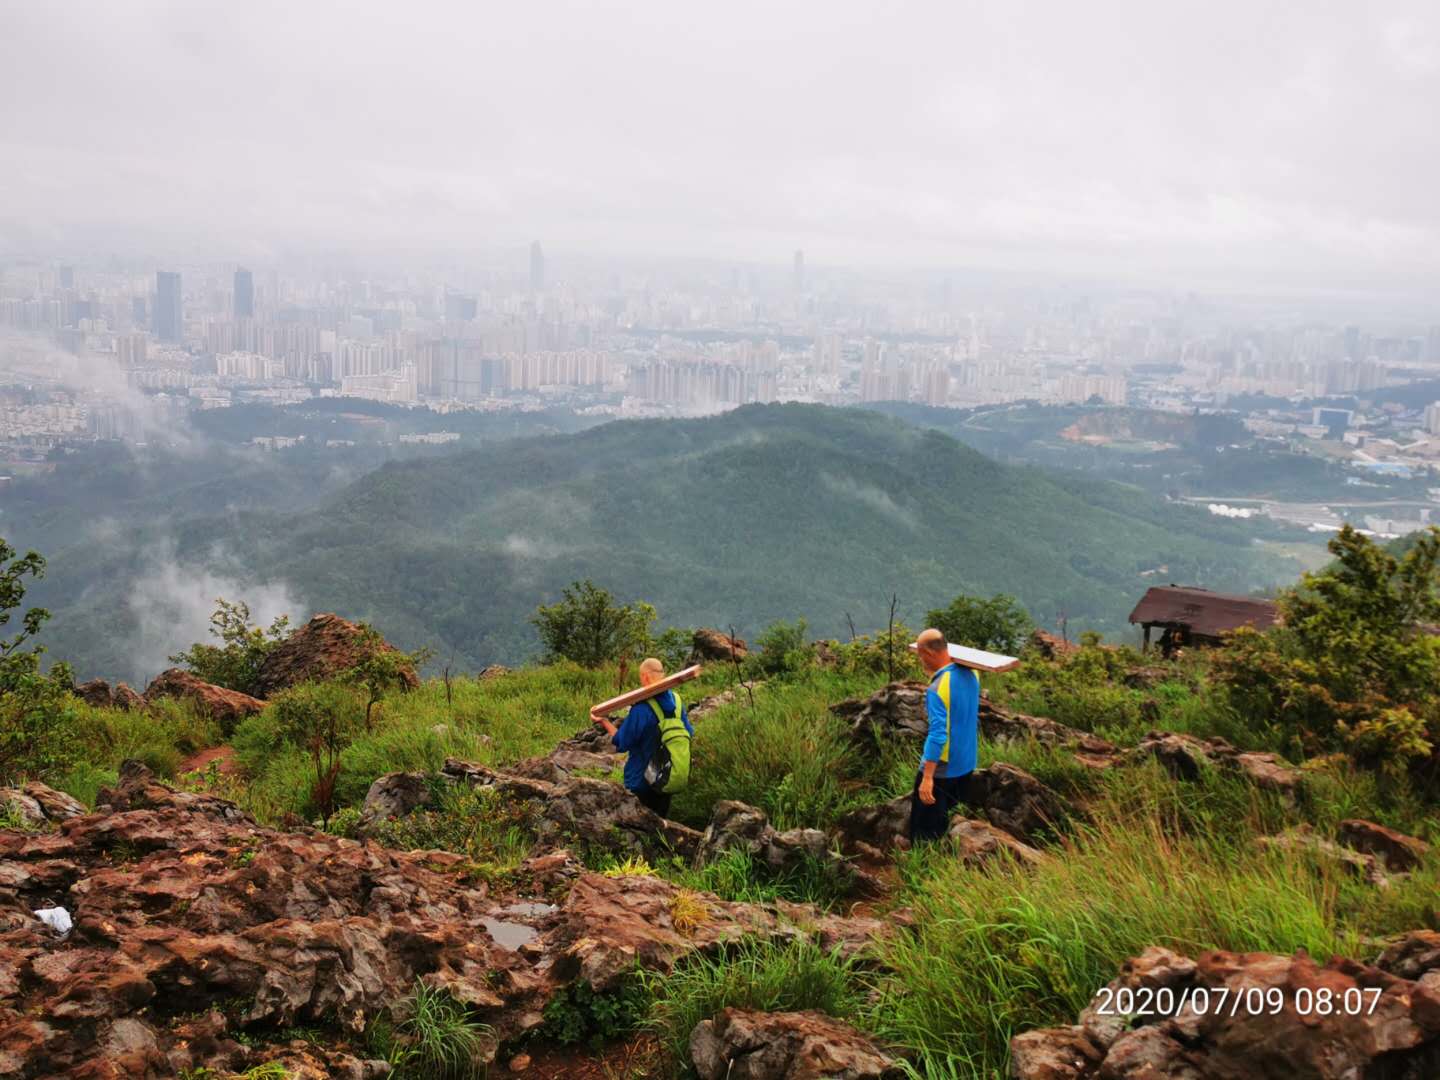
[29,404,1297,681]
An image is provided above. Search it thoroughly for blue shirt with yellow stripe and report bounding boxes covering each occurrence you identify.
[922,662,979,778]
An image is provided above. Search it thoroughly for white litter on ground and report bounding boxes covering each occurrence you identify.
[34,906,72,935]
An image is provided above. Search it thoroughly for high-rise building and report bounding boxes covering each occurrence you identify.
[234,267,254,319]
[793,249,805,294]
[1426,326,1440,366]
[59,266,74,291]
[1425,402,1440,436]
[155,271,182,343]
[529,241,545,291]
[132,296,147,328]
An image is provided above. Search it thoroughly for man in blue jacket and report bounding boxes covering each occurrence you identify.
[590,657,694,819]
[910,627,980,844]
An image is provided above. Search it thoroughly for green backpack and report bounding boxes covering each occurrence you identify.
[642,693,691,794]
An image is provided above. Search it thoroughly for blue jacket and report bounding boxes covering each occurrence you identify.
[612,689,693,793]
[922,663,978,778]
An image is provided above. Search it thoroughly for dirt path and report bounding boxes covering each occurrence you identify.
[178,745,238,777]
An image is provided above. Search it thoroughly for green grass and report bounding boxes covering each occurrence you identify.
[383,981,491,1079]
[870,761,1440,1078]
[642,938,866,1071]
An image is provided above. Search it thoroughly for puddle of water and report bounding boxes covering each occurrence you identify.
[481,918,539,951]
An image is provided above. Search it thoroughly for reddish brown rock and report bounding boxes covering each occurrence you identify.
[142,669,265,728]
[1128,731,1302,797]
[1337,819,1431,873]
[252,613,419,698]
[0,764,884,1078]
[690,628,749,665]
[73,678,147,712]
[1028,629,1079,661]
[1,782,87,829]
[1011,944,1440,1080]
[689,1008,900,1080]
[979,699,1120,769]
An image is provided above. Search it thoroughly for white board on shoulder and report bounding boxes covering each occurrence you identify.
[907,642,1020,673]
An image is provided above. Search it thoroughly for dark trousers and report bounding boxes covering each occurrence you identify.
[634,787,672,819]
[908,769,975,844]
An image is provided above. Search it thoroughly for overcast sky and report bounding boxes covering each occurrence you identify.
[2,1,1438,294]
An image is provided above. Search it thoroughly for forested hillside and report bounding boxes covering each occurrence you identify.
[20,404,1296,681]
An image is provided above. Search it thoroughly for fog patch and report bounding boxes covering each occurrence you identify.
[502,534,570,560]
[820,472,917,529]
[125,541,300,683]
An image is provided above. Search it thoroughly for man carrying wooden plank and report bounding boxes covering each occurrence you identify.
[590,658,695,819]
[910,628,981,844]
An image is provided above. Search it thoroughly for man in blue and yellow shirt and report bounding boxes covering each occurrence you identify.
[910,628,980,843]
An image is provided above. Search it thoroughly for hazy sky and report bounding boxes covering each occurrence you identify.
[2,1,1438,292]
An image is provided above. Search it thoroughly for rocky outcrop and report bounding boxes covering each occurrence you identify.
[142,668,266,729]
[836,793,1050,862]
[1259,828,1392,888]
[0,764,887,1077]
[1011,943,1440,1079]
[1336,818,1431,872]
[1028,629,1078,661]
[833,681,929,746]
[967,764,1072,841]
[74,678,146,711]
[358,771,433,831]
[689,1008,900,1080]
[690,629,749,665]
[979,700,1120,769]
[1128,730,1302,798]
[695,801,839,879]
[253,613,419,698]
[442,758,705,861]
[478,664,510,680]
[0,782,87,829]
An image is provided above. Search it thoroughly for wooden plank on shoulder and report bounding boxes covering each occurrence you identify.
[591,664,703,715]
[907,642,1021,673]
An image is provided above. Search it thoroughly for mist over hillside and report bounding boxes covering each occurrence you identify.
[19,404,1297,682]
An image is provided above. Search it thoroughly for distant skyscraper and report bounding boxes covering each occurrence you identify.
[234,267,254,319]
[1427,325,1440,366]
[155,271,182,343]
[59,265,74,291]
[132,296,147,328]
[793,249,805,294]
[529,241,545,291]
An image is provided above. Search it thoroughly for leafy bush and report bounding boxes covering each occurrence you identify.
[749,618,815,677]
[827,620,923,681]
[0,539,77,785]
[926,591,1032,653]
[169,598,290,697]
[539,977,651,1048]
[533,580,655,668]
[266,681,369,823]
[1214,524,1440,771]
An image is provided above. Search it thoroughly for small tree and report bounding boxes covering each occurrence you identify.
[1216,524,1440,771]
[269,681,368,824]
[750,618,815,676]
[0,540,77,784]
[926,592,1032,654]
[341,623,432,731]
[532,581,655,668]
[170,598,290,696]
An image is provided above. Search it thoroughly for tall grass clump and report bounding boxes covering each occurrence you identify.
[671,669,887,832]
[375,981,490,1079]
[71,697,220,780]
[873,764,1416,1078]
[644,938,865,1068]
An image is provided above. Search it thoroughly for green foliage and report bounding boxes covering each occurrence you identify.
[926,592,1032,653]
[367,784,537,880]
[874,766,1419,1078]
[649,626,694,672]
[533,580,656,668]
[339,622,433,730]
[827,620,924,681]
[540,977,651,1048]
[265,682,369,823]
[749,618,815,677]
[170,598,290,698]
[387,981,490,1079]
[1215,524,1440,770]
[0,539,77,785]
[643,938,864,1065]
[70,697,220,780]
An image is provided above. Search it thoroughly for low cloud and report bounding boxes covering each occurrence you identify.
[820,472,917,529]
[125,540,300,683]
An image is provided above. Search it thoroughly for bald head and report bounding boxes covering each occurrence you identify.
[639,657,664,686]
[915,628,949,674]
